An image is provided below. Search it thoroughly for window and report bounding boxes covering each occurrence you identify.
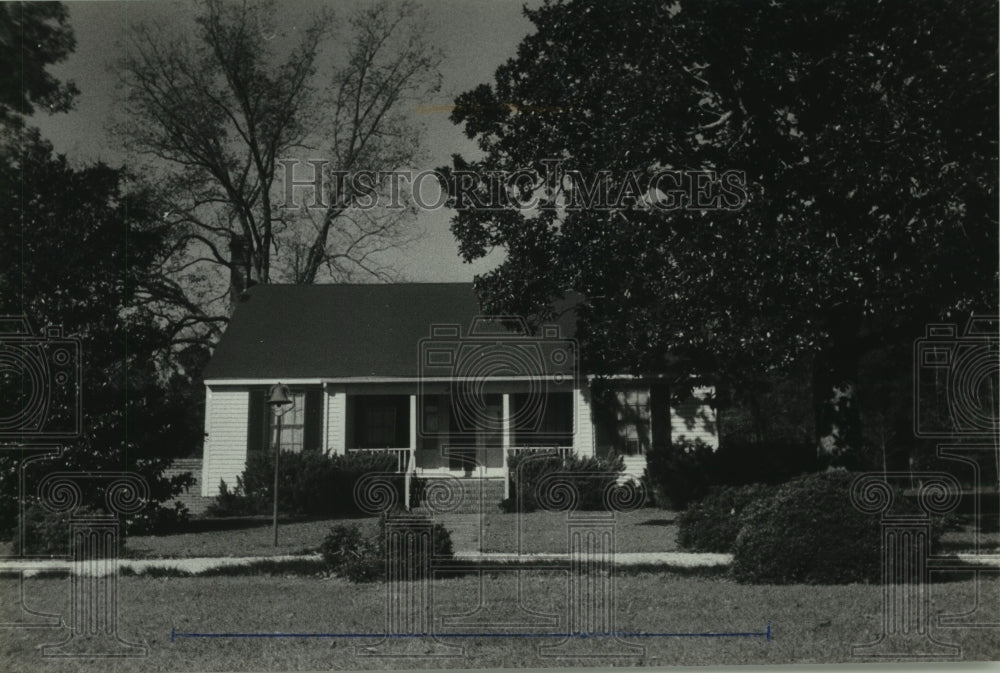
[616,389,650,455]
[269,391,306,452]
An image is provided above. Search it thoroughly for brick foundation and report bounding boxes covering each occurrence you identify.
[162,458,213,515]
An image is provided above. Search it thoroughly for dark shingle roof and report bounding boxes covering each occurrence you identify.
[202,283,578,380]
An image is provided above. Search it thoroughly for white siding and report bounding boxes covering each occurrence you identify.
[325,384,346,454]
[572,385,595,457]
[670,385,718,449]
[620,454,647,482]
[201,386,249,496]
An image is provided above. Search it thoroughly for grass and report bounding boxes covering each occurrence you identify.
[123,509,678,559]
[475,508,679,553]
[124,516,380,559]
[2,572,997,671]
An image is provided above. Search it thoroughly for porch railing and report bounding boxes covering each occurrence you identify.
[507,445,574,461]
[345,447,411,472]
[345,447,415,510]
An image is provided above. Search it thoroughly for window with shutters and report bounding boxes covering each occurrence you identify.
[616,388,651,455]
[270,391,306,452]
[250,388,322,454]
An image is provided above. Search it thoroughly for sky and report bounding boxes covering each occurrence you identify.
[30,0,542,282]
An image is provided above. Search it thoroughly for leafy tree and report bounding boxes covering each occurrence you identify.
[443,0,998,463]
[0,130,204,535]
[115,0,443,337]
[0,2,79,126]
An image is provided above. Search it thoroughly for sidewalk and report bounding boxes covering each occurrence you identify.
[1,550,731,577]
[4,551,995,577]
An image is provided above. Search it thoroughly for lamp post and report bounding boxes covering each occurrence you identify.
[267,383,293,546]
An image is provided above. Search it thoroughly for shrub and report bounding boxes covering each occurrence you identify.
[320,514,454,582]
[730,470,933,584]
[14,501,123,558]
[328,452,406,514]
[507,452,624,513]
[205,478,264,517]
[320,522,382,582]
[208,450,403,518]
[642,438,716,510]
[124,501,190,535]
[677,483,775,553]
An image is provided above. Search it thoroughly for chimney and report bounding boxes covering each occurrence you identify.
[229,235,251,312]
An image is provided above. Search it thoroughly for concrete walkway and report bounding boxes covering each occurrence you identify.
[1,554,317,577]
[1,550,731,577]
[4,551,995,577]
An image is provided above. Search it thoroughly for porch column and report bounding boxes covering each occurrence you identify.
[409,395,418,461]
[407,394,417,510]
[502,393,511,499]
[573,385,595,458]
[325,386,347,455]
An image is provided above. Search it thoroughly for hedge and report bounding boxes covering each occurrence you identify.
[208,450,404,517]
[504,452,624,513]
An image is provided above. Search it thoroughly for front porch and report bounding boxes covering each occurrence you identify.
[341,386,576,484]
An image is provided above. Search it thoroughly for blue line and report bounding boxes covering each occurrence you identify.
[170,629,771,640]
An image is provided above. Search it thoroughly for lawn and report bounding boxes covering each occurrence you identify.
[2,572,997,671]
[123,509,679,559]
[124,516,380,559]
[475,508,679,553]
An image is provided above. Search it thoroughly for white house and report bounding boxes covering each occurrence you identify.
[200,283,717,506]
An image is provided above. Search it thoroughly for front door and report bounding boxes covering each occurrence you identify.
[447,394,501,476]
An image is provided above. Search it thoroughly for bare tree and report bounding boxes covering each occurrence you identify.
[115,0,442,333]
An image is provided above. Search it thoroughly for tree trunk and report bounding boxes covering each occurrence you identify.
[813,309,863,467]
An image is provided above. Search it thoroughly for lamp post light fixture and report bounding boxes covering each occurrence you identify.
[267,383,294,546]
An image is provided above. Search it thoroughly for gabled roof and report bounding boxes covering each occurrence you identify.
[202,283,579,381]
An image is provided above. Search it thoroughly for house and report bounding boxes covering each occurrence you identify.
[200,283,717,506]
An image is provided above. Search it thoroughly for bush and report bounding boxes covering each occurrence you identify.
[320,514,454,582]
[677,483,775,553]
[14,501,123,558]
[205,478,264,517]
[731,470,929,584]
[642,439,716,510]
[124,501,190,535]
[320,522,382,582]
[208,450,404,518]
[506,452,624,513]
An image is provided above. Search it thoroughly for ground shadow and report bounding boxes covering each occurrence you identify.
[149,513,371,537]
